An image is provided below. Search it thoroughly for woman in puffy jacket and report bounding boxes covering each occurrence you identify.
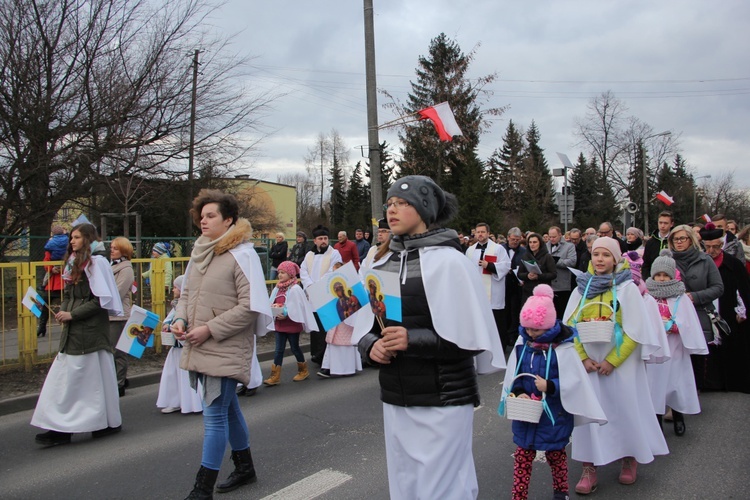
[356,175,505,500]
[171,190,272,500]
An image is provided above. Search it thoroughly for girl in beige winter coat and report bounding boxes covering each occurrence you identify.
[171,190,272,500]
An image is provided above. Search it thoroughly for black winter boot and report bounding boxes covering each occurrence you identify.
[215,448,256,493]
[185,466,219,500]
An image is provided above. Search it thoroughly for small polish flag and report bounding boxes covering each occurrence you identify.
[417,102,463,141]
[655,190,674,206]
[702,214,712,223]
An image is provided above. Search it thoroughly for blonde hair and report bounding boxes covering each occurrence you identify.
[668,224,700,250]
[111,237,134,260]
[275,232,285,239]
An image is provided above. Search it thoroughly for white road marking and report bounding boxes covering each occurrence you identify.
[260,469,352,500]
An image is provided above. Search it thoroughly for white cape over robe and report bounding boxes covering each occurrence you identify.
[270,284,317,332]
[646,294,708,414]
[563,280,669,465]
[351,246,505,374]
[502,337,607,427]
[87,255,123,316]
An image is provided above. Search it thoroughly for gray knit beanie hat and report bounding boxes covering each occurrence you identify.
[650,249,677,279]
[386,175,457,226]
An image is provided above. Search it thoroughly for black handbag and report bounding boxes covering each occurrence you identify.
[706,309,731,338]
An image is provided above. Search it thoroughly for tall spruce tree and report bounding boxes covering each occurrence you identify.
[396,33,502,211]
[570,154,618,230]
[365,141,396,213]
[626,142,657,231]
[455,156,497,232]
[328,156,346,228]
[656,154,695,225]
[521,121,556,227]
[486,120,525,216]
[344,162,371,234]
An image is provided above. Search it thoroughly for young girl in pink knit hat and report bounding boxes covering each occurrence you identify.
[263,260,318,385]
[501,284,605,500]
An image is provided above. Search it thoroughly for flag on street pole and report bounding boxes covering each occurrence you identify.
[655,190,674,206]
[417,102,463,141]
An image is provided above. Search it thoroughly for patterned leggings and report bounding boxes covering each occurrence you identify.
[512,446,568,500]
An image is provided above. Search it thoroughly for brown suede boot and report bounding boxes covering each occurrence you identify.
[263,364,281,386]
[293,361,309,381]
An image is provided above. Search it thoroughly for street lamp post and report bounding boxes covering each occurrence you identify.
[693,175,711,222]
[641,131,671,236]
[554,153,575,233]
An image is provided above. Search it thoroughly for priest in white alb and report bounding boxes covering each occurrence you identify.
[465,223,512,349]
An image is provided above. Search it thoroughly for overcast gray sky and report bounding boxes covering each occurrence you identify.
[210,0,750,188]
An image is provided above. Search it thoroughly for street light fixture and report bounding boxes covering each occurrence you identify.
[555,153,574,232]
[693,175,711,222]
[641,131,671,236]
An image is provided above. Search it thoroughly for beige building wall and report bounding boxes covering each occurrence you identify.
[230,178,296,239]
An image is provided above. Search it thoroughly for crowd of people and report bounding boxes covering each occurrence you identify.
[28,181,750,499]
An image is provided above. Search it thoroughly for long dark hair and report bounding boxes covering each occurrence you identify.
[64,223,99,283]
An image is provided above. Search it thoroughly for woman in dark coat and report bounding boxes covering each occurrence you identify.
[269,232,289,280]
[518,233,557,304]
[701,224,750,393]
[669,224,724,392]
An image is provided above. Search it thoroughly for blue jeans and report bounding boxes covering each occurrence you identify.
[274,332,305,365]
[270,267,278,280]
[201,377,250,470]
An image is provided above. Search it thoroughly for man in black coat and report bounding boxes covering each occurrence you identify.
[503,227,529,348]
[702,227,750,393]
[643,211,674,278]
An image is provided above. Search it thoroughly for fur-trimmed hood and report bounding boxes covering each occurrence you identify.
[214,218,253,255]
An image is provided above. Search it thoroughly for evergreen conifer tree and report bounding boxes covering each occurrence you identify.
[655,154,694,225]
[486,120,525,216]
[522,121,556,226]
[570,154,618,230]
[328,156,347,228]
[344,162,371,234]
[396,32,501,206]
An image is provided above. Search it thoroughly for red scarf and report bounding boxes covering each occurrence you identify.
[711,250,724,269]
[275,276,298,298]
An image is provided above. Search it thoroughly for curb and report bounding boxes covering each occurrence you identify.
[0,344,308,417]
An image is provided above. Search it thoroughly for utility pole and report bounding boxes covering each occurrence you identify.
[186,49,200,236]
[363,0,383,226]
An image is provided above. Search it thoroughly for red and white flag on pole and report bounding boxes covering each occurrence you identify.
[655,190,674,206]
[417,102,463,141]
[702,214,712,223]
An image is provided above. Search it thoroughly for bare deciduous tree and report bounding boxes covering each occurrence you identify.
[0,0,275,256]
[575,91,628,183]
[703,171,750,223]
[575,91,679,197]
[277,171,325,232]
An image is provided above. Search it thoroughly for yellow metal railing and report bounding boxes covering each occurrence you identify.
[2,257,191,371]
[2,256,279,372]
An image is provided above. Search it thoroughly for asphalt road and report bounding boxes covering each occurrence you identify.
[1,355,748,499]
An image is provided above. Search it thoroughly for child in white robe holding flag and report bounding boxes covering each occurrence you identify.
[156,275,203,414]
[355,175,506,500]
